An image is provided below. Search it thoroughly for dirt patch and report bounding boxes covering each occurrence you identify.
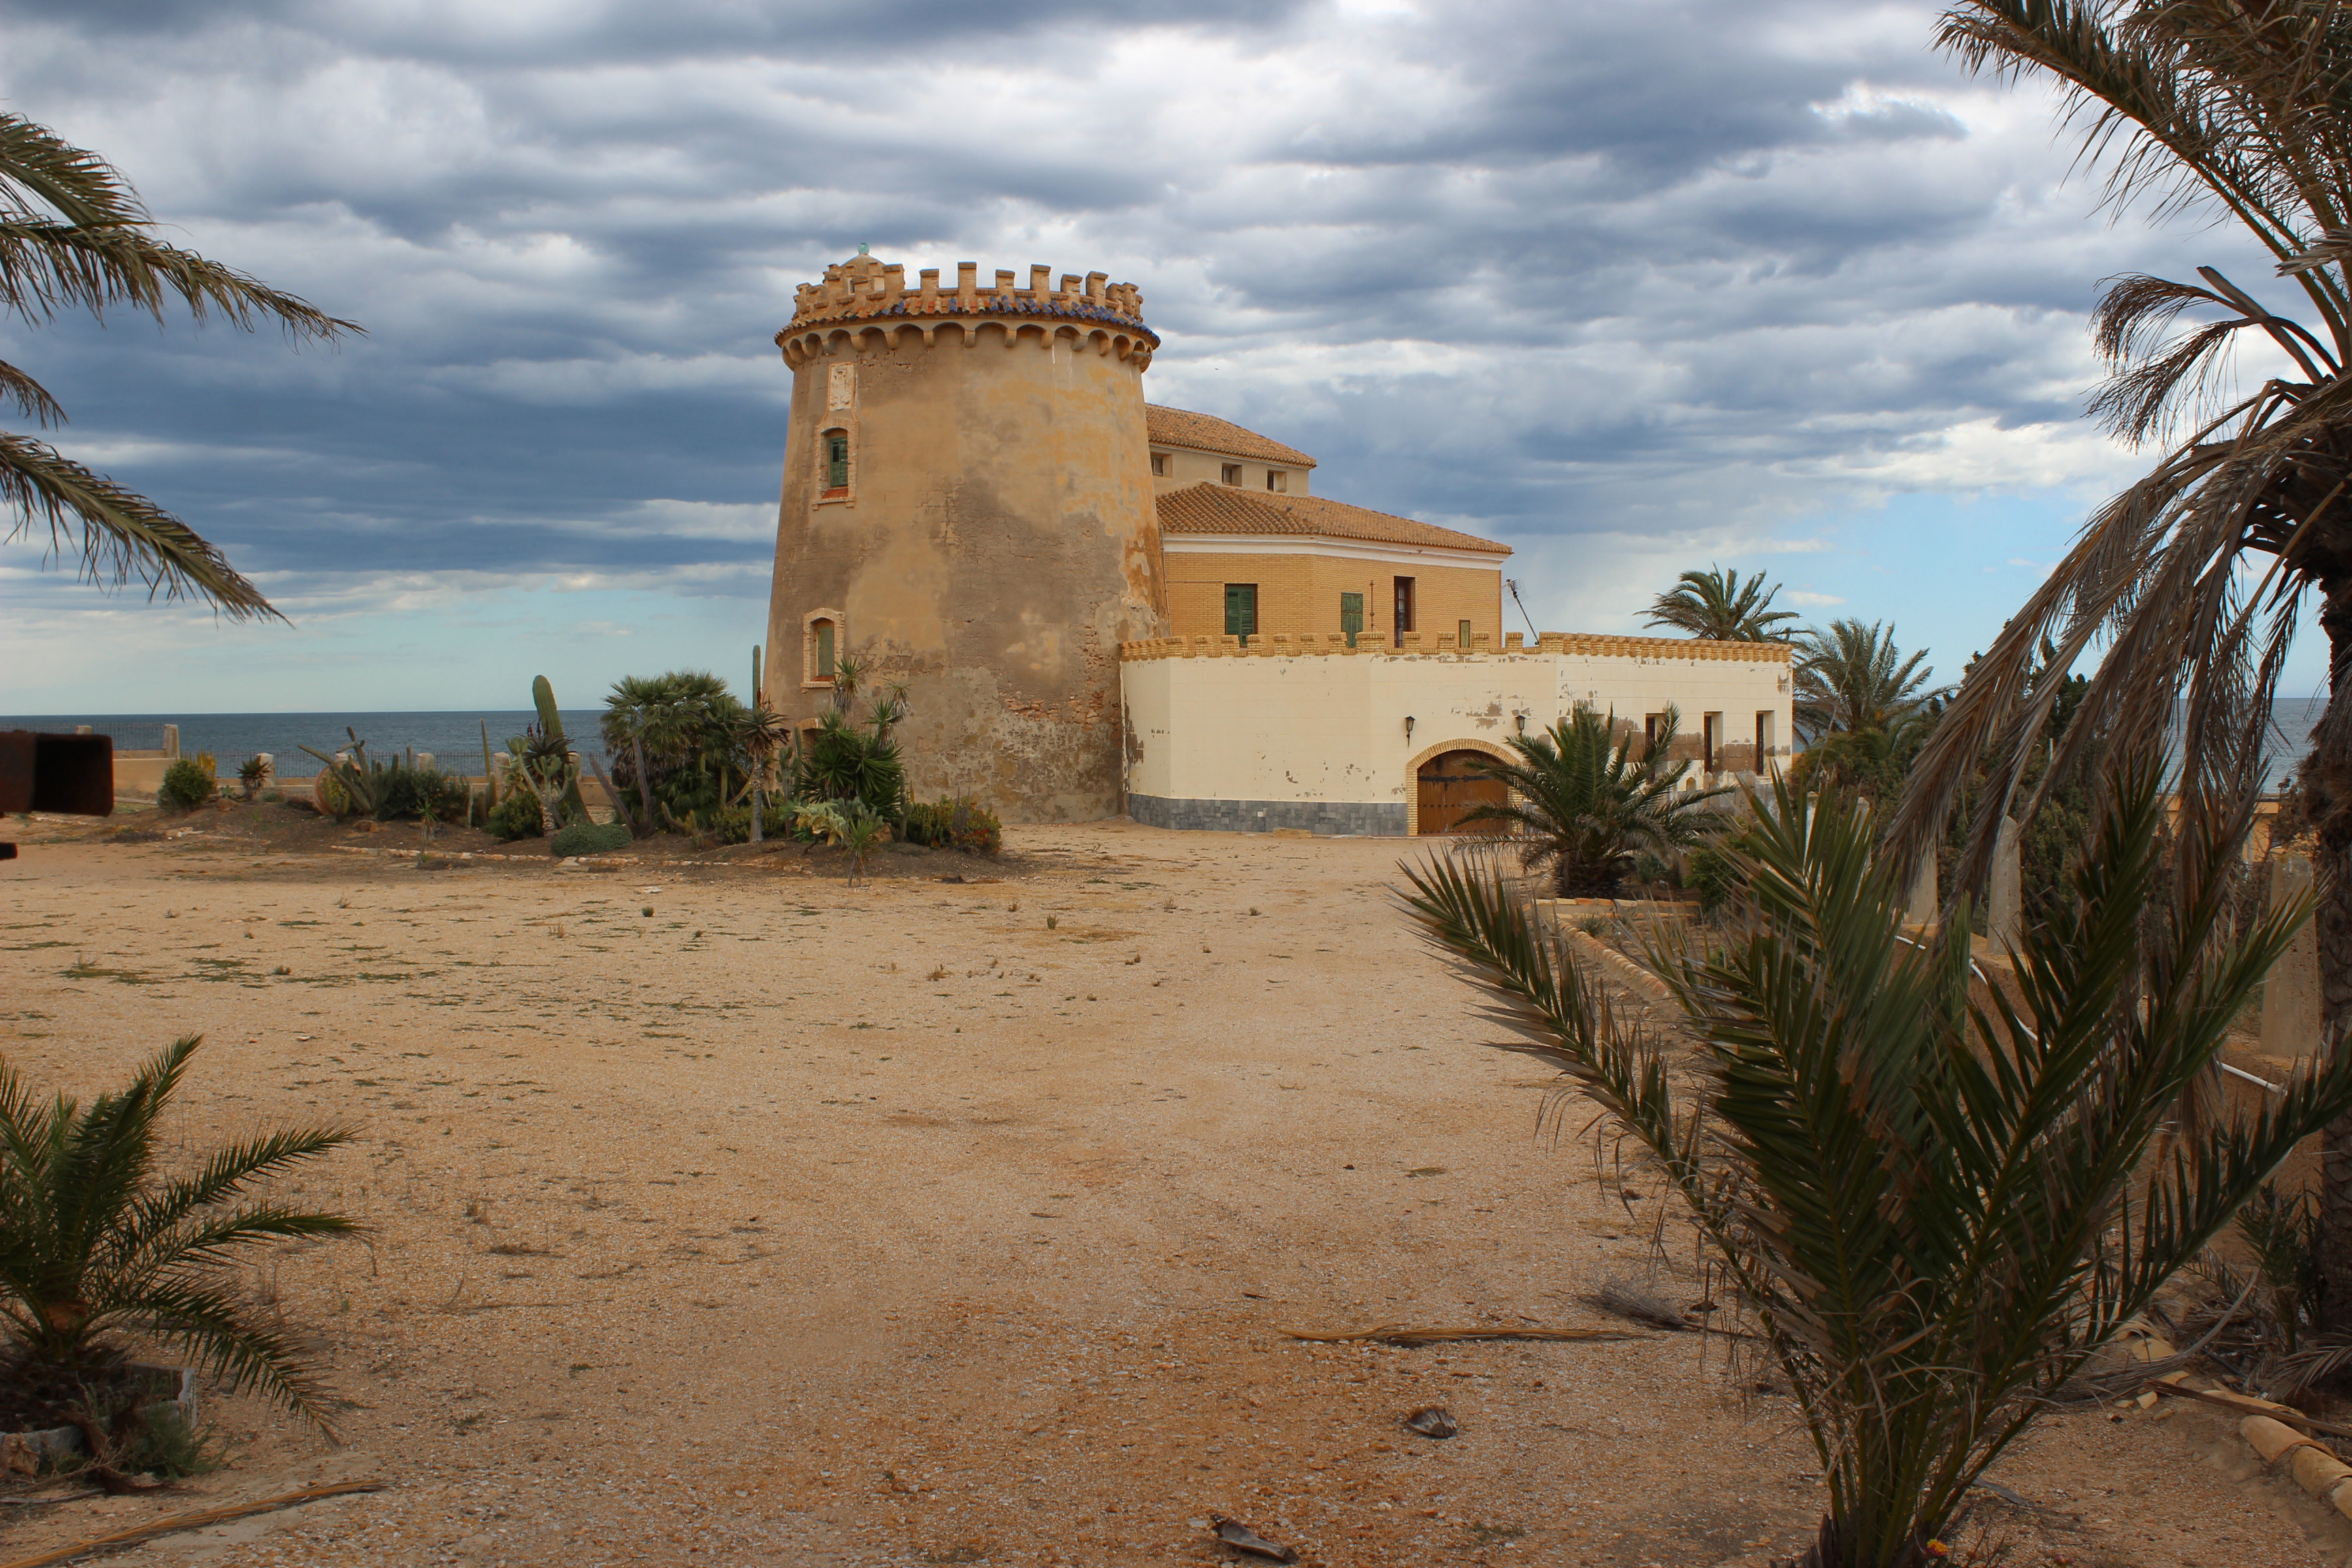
[0,820,2341,1565]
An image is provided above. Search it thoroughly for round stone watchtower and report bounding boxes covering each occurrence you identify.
[762,252,1167,822]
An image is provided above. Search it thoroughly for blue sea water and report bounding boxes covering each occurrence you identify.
[1,696,2335,787]
[0,711,612,777]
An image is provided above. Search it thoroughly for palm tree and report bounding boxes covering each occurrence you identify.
[1460,704,1733,896]
[1896,2,2352,1319]
[0,115,358,619]
[1403,762,2352,1568]
[1795,619,1938,743]
[1643,566,1799,642]
[0,1037,357,1488]
[602,672,749,829]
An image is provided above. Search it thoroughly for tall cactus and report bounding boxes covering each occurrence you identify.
[530,674,590,826]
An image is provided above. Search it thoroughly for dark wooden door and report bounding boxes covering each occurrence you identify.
[1416,750,1507,834]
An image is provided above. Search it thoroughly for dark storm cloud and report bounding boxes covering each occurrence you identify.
[0,0,2280,630]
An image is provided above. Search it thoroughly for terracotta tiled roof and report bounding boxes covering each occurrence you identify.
[1145,405,1317,468]
[1157,484,1510,555]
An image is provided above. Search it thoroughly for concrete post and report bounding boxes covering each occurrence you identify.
[1905,855,1938,928]
[2263,853,2321,1061]
[1987,817,2023,950]
[416,752,435,771]
[163,724,178,760]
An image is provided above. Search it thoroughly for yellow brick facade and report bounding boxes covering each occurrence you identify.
[1164,551,1503,645]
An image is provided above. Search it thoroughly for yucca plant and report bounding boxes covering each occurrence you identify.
[1460,704,1733,896]
[0,1037,356,1488]
[1402,762,2352,1568]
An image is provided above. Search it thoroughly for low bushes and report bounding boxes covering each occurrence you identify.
[157,758,215,812]
[901,796,1001,855]
[485,790,544,840]
[549,821,632,858]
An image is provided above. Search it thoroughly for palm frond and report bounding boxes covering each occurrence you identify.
[0,423,280,621]
[1402,757,2352,1562]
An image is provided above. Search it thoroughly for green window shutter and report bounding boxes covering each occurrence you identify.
[826,434,849,489]
[1340,592,1364,647]
[1224,583,1258,640]
[815,622,835,680]
[1459,619,1473,647]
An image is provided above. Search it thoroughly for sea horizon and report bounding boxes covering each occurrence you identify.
[0,710,614,777]
[5,696,2330,789]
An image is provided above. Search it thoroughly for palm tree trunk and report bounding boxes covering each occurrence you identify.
[2307,580,2352,1327]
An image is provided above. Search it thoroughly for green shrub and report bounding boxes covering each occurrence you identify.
[798,708,904,818]
[902,796,1002,855]
[485,791,544,840]
[157,758,216,811]
[549,821,632,858]
[373,763,468,823]
[1685,844,1742,913]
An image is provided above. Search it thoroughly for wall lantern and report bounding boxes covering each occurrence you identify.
[1514,711,1528,734]
[1403,715,1416,740]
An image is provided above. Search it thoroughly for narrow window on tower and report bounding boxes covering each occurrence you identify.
[1224,583,1258,645]
[807,618,838,685]
[1339,592,1364,649]
[822,430,850,495]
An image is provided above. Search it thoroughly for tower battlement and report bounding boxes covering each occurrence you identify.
[785,252,1151,335]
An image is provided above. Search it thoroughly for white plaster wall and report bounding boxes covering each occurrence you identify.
[1123,649,1793,808]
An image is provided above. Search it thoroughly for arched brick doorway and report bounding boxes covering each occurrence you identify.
[1414,748,1509,836]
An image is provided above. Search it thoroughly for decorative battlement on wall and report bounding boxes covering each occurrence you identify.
[1119,631,1797,662]
[784,252,1154,336]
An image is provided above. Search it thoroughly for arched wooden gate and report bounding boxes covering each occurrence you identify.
[1414,749,1509,835]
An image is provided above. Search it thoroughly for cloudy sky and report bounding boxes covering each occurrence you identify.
[0,0,2323,714]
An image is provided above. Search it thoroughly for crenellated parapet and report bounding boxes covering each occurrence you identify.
[1118,632,1797,662]
[777,252,1158,368]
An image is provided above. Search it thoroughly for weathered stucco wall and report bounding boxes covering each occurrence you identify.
[1121,634,1793,834]
[764,256,1166,822]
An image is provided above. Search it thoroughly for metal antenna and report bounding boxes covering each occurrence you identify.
[1507,577,1539,638]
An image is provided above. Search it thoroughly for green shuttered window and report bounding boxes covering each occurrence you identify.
[1224,583,1258,642]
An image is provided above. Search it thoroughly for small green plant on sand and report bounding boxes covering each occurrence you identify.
[1403,762,2352,1568]
[0,1036,359,1490]
[156,757,214,812]
[840,803,890,887]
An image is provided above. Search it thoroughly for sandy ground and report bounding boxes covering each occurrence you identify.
[2,808,2350,1567]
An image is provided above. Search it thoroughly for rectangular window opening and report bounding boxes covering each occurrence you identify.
[1150,452,1169,476]
[1458,619,1473,649]
[1265,469,1287,492]
[1224,583,1258,644]
[1392,577,1416,647]
[1702,712,1722,774]
[1221,463,1242,485]
[1339,591,1365,649]
[824,433,850,491]
[1757,710,1775,764]
[812,621,836,683]
[1644,713,1661,758]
